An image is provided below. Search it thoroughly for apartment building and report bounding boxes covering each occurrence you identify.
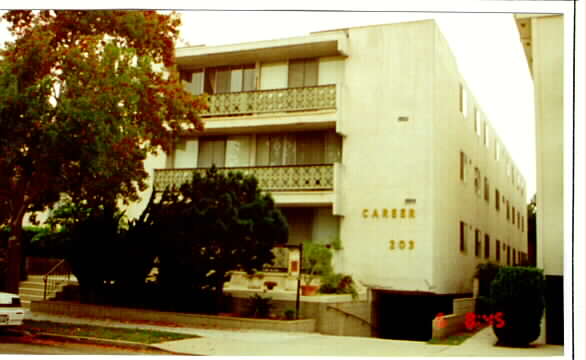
[130,19,528,340]
[515,14,564,345]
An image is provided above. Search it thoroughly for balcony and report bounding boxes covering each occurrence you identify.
[201,85,336,117]
[154,164,334,193]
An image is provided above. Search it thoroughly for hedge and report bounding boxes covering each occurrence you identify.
[490,266,545,347]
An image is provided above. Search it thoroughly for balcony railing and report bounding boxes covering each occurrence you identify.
[201,84,336,117]
[154,164,334,192]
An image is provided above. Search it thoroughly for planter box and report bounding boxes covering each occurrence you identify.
[31,300,316,333]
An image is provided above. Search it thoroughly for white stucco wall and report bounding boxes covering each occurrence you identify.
[336,21,436,292]
[531,16,564,276]
[430,25,528,294]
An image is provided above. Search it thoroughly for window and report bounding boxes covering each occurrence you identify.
[459,84,468,117]
[496,240,501,261]
[474,167,481,195]
[213,64,256,93]
[507,245,511,265]
[512,207,516,225]
[495,189,500,211]
[180,70,204,95]
[459,221,467,253]
[474,109,481,136]
[460,151,468,181]
[506,200,510,221]
[182,65,256,95]
[474,229,481,257]
[255,131,341,166]
[198,137,226,168]
[483,122,489,147]
[484,177,490,202]
[484,234,490,259]
[288,58,318,88]
[513,249,517,266]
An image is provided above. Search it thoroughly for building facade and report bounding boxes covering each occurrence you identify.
[128,19,528,339]
[515,14,564,345]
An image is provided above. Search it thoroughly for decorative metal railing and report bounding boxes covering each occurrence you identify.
[43,259,72,300]
[201,84,336,117]
[154,164,334,193]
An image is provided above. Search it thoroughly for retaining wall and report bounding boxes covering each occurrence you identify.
[31,300,316,333]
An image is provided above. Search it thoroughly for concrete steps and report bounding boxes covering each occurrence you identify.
[18,274,78,308]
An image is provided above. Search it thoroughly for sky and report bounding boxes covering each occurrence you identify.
[0,1,579,201]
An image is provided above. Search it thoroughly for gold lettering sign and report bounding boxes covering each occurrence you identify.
[389,240,416,251]
[362,208,417,219]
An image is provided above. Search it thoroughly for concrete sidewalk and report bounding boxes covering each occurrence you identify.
[26,310,564,357]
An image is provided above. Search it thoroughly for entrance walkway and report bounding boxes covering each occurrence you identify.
[26,311,564,357]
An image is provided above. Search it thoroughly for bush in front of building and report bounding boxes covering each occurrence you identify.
[318,272,357,298]
[474,262,501,315]
[490,266,545,347]
[148,166,288,313]
[302,242,333,287]
[65,203,158,306]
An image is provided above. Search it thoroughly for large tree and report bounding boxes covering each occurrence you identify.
[148,167,288,312]
[0,10,206,292]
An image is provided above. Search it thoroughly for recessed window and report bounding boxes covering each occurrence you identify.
[474,167,481,195]
[495,189,500,211]
[484,177,490,202]
[474,109,481,136]
[460,151,468,181]
[183,64,257,95]
[483,122,489,148]
[459,221,467,253]
[288,58,318,88]
[484,234,490,259]
[474,229,481,257]
[459,84,468,117]
[496,240,501,262]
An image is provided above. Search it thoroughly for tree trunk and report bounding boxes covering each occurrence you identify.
[6,204,26,293]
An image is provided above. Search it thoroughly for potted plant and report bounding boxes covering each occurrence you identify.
[301,242,333,296]
[247,272,264,289]
[264,280,277,290]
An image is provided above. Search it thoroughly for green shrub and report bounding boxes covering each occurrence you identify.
[284,308,296,320]
[475,262,501,315]
[490,266,545,347]
[246,294,272,319]
[319,273,358,298]
[302,242,333,286]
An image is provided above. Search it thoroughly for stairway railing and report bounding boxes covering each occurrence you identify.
[43,259,71,300]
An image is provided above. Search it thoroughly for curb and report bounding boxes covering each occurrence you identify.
[35,332,186,354]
